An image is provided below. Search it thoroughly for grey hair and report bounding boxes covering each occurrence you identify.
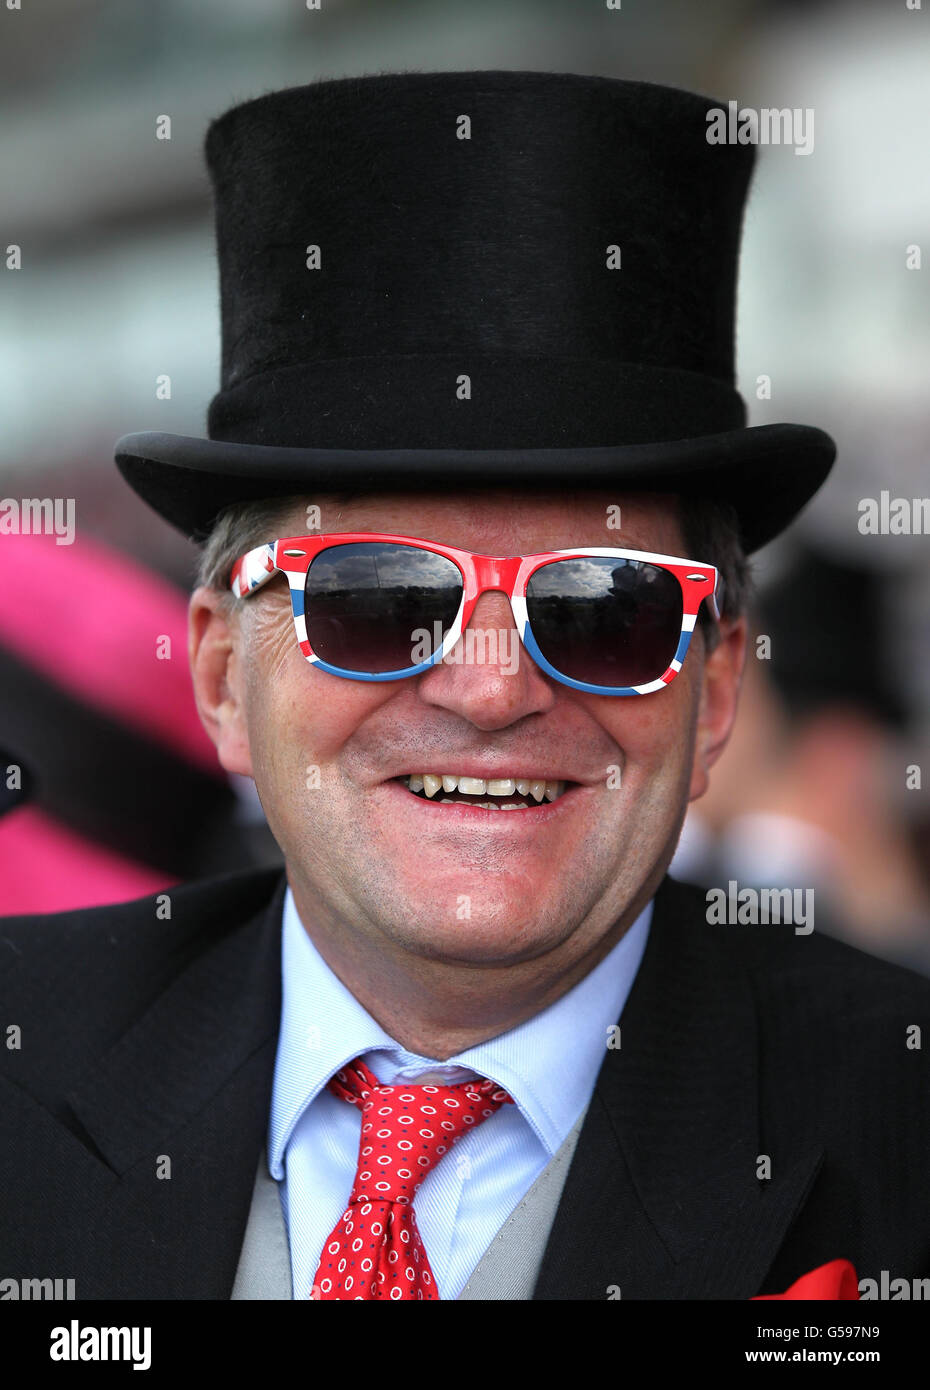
[194,494,329,610]
[676,495,754,649]
[194,490,752,646]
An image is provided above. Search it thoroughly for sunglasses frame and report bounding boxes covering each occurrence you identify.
[230,532,721,696]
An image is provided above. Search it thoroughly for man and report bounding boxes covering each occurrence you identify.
[2,70,928,1301]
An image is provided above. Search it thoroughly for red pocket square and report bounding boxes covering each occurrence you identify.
[752,1258,860,1300]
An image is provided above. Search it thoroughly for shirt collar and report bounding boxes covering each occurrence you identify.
[269,886,651,1175]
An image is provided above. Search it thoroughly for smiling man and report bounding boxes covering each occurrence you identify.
[2,71,929,1303]
[191,487,745,1059]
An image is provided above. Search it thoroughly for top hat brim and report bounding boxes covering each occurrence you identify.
[114,423,834,556]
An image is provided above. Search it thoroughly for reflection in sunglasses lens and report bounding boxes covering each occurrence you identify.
[305,543,463,673]
[526,557,682,687]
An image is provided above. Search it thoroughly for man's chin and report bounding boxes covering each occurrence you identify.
[371,901,580,969]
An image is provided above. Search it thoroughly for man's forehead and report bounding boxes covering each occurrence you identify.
[272,488,685,548]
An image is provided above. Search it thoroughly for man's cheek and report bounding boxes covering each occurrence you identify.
[611,699,692,778]
[246,697,307,805]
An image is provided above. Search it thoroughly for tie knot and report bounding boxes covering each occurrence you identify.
[329,1056,513,1206]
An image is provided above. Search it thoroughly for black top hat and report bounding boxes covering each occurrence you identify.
[114,70,836,553]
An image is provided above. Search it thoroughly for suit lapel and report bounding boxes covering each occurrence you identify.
[534,875,824,1299]
[1,868,287,1299]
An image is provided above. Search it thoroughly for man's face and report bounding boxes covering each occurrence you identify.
[190,489,745,976]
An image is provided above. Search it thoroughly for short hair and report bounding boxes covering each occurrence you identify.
[194,490,752,647]
[676,494,753,647]
[195,494,307,613]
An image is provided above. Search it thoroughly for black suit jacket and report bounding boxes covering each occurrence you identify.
[1,866,928,1299]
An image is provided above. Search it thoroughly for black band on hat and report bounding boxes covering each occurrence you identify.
[208,357,747,451]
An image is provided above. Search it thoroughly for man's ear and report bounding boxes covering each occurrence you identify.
[188,585,254,778]
[688,614,748,803]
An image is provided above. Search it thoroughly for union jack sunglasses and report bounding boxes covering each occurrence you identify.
[230,533,722,696]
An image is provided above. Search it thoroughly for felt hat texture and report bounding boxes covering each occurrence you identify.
[114,70,836,551]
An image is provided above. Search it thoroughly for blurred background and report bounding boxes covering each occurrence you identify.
[1,0,928,968]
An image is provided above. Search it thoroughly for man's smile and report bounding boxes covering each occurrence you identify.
[383,773,592,824]
[403,772,570,807]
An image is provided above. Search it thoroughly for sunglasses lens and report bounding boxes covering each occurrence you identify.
[525,557,683,688]
[304,543,463,673]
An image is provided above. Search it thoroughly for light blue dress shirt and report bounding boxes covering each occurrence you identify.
[269,886,652,1299]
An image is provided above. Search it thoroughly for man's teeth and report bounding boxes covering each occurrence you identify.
[405,774,566,804]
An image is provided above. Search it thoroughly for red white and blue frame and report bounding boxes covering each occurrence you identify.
[230,532,722,696]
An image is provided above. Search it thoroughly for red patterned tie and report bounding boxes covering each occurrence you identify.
[311,1056,514,1300]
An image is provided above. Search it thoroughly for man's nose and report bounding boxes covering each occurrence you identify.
[459,589,520,657]
[415,587,557,727]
